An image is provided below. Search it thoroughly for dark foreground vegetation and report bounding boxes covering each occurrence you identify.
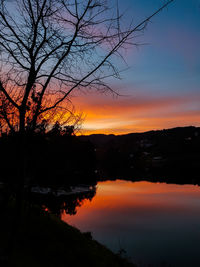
[0,124,97,187]
[0,197,134,267]
[1,125,199,188]
[0,125,199,267]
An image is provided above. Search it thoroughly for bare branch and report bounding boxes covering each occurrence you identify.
[0,80,20,109]
[40,0,174,113]
[0,0,174,134]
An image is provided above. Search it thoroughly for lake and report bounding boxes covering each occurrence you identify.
[62,180,200,267]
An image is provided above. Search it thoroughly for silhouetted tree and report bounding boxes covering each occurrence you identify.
[0,0,174,206]
[0,0,174,203]
[0,0,174,135]
[0,1,174,262]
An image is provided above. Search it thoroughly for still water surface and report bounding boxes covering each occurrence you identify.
[62,180,200,266]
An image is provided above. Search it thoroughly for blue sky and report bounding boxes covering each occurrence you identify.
[73,0,200,134]
[117,0,200,93]
[3,0,200,134]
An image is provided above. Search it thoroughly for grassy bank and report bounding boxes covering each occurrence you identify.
[0,203,134,267]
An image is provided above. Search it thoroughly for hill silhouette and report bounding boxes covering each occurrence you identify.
[79,126,200,185]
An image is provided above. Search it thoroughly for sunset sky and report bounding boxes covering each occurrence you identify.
[72,0,200,135]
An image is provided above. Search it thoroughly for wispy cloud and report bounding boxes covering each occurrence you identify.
[73,91,200,134]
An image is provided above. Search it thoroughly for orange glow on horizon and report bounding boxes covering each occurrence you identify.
[77,111,200,135]
[72,92,200,135]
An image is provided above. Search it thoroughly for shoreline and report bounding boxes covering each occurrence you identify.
[0,202,135,267]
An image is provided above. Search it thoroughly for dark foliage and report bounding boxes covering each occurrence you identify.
[0,130,97,188]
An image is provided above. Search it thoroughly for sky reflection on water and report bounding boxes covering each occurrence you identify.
[62,180,200,266]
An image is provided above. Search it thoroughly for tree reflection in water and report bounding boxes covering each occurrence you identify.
[29,185,96,218]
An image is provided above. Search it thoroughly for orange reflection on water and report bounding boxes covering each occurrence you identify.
[61,180,200,266]
[62,180,200,226]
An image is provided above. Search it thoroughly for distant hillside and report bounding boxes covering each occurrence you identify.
[79,126,200,184]
[79,126,200,147]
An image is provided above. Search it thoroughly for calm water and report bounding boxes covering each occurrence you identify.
[62,180,200,267]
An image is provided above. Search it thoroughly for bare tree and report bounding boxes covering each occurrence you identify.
[0,2,175,260]
[0,0,174,135]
